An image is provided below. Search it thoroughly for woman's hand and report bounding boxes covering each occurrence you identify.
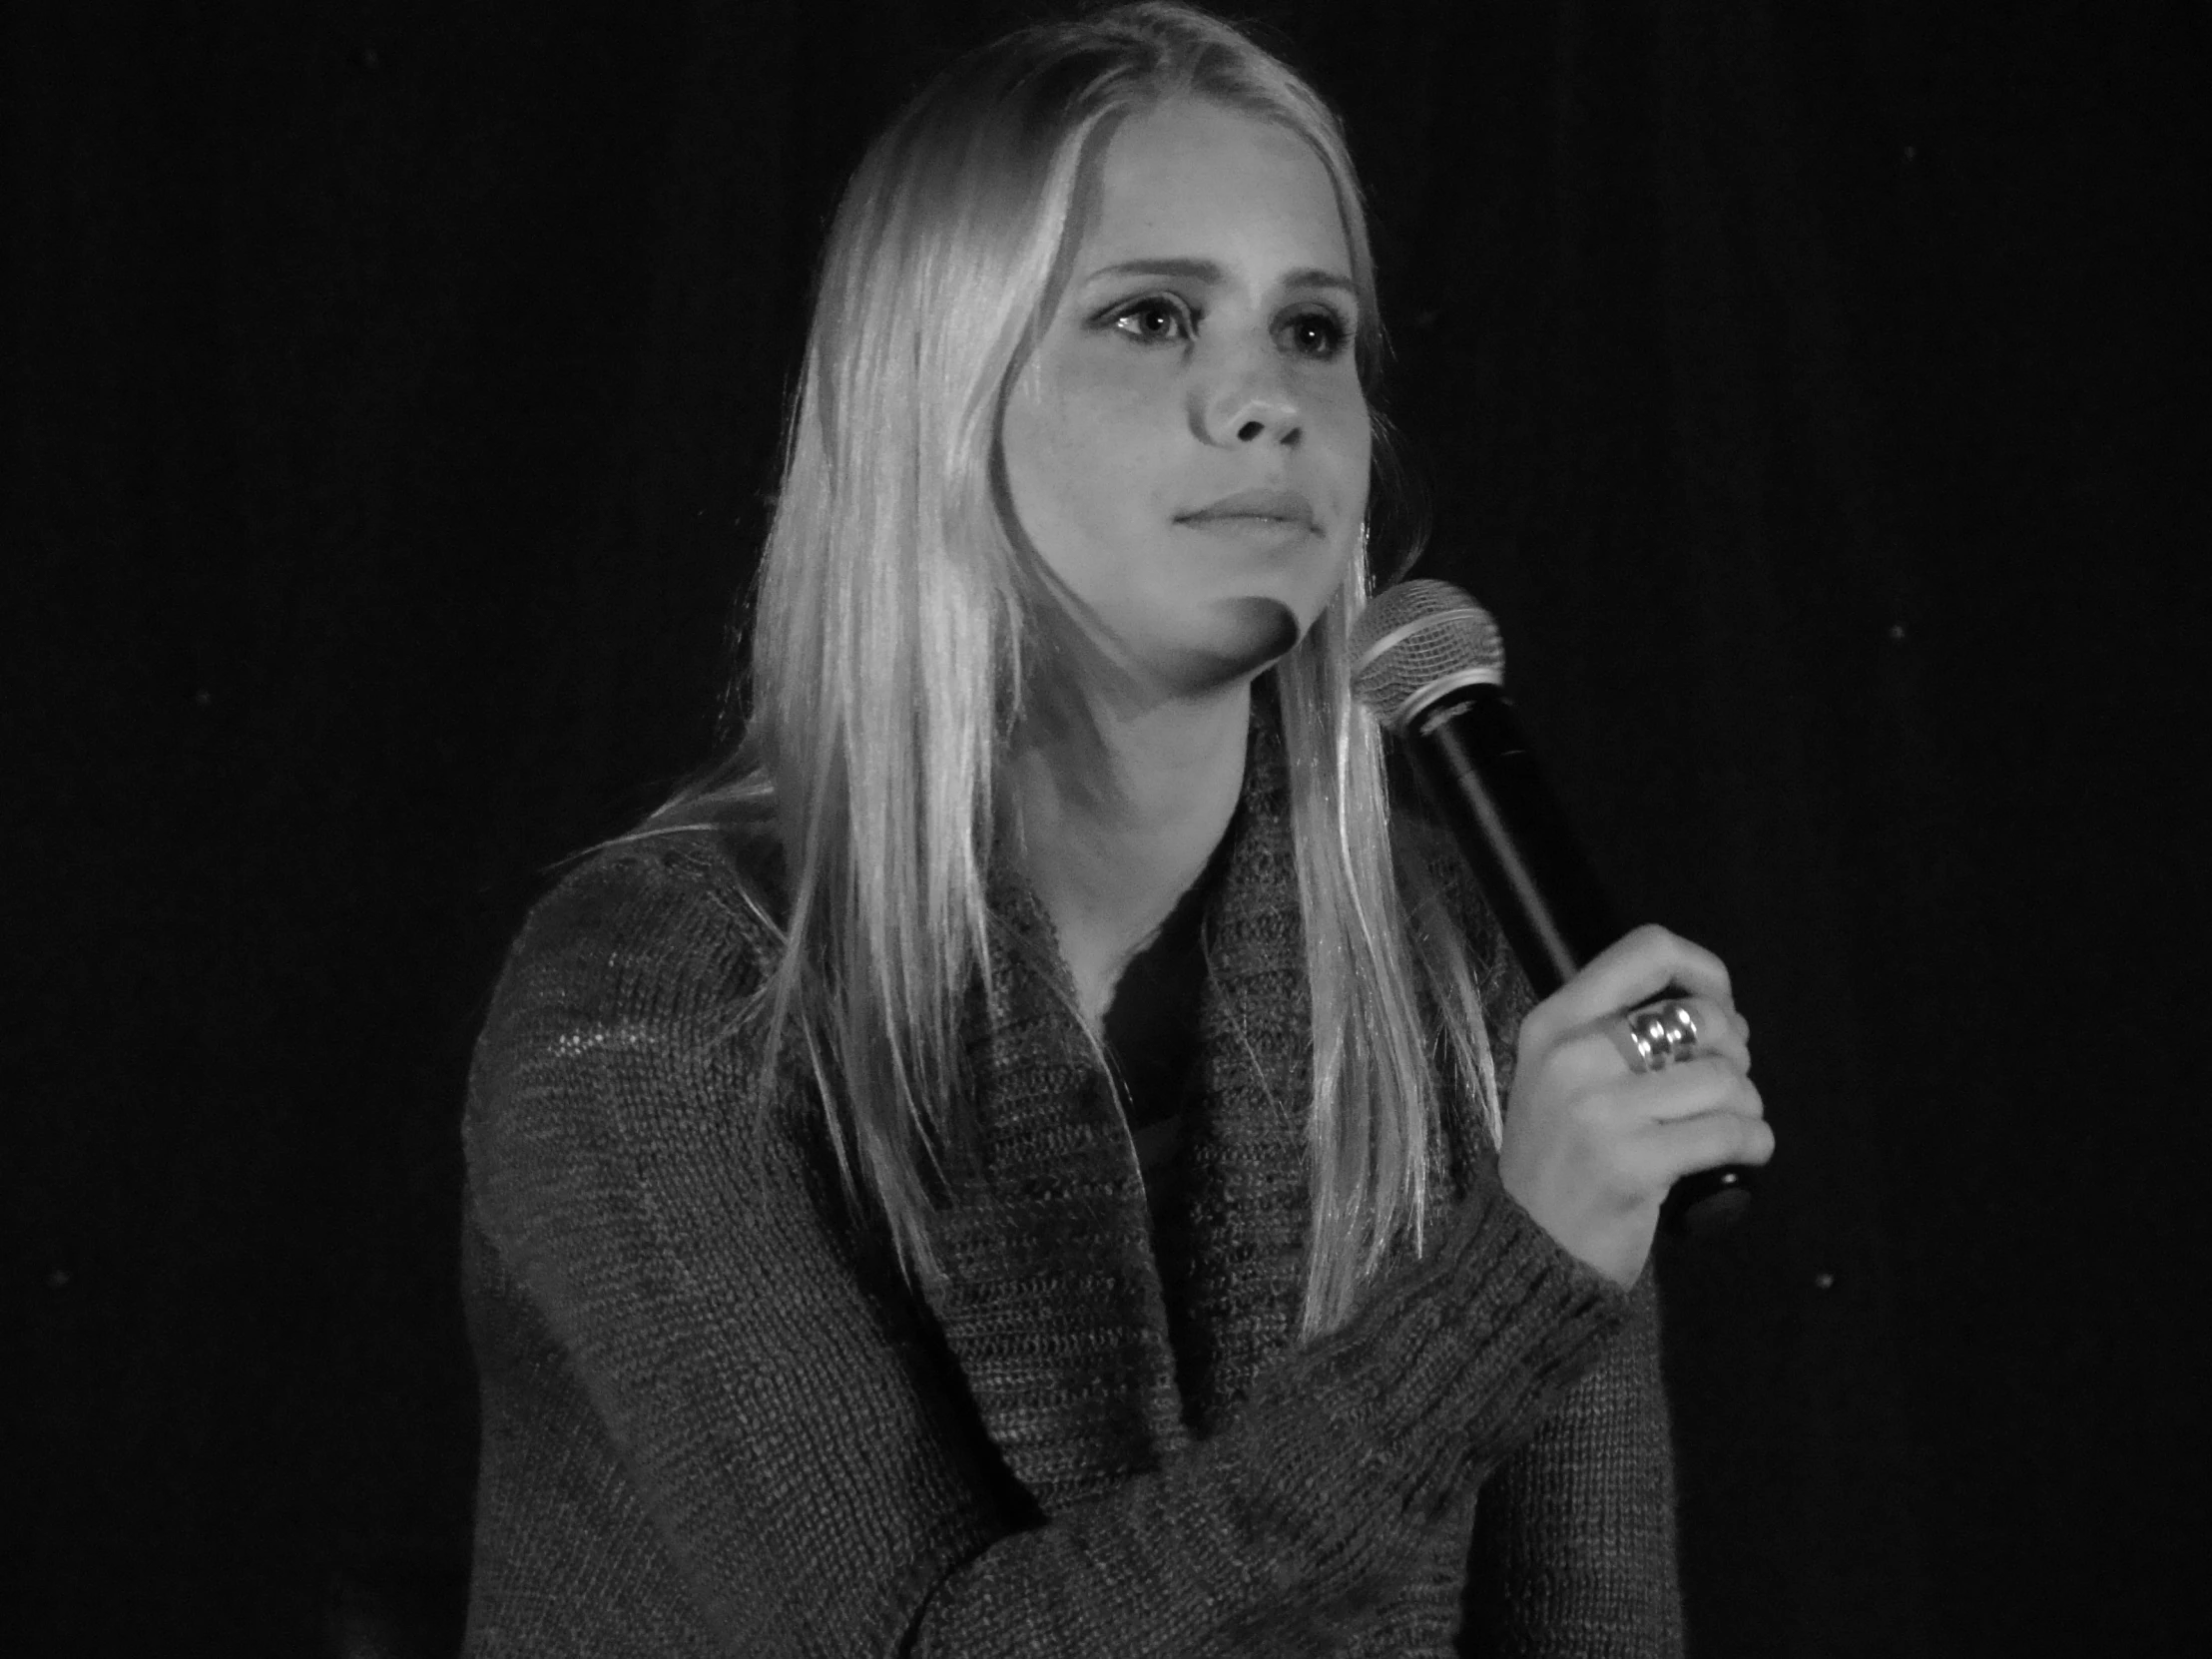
[1497,925,1774,1289]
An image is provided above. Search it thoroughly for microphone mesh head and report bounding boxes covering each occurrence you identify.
[1348,579,1505,728]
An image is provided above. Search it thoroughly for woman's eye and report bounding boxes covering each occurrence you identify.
[1109,297,1191,343]
[1282,309,1350,359]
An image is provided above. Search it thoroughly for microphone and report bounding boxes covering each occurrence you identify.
[1349,579,1753,1237]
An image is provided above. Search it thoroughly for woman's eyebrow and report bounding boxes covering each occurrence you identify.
[1080,257,1357,299]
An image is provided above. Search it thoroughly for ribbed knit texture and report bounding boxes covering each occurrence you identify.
[461,711,1686,1656]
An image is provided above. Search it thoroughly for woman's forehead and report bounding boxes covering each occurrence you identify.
[1072,101,1353,284]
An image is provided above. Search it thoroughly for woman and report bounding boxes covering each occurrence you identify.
[460,4,1772,1654]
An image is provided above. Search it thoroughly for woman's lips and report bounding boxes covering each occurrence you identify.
[1178,515,1318,547]
[1177,488,1321,552]
[1178,486,1319,529]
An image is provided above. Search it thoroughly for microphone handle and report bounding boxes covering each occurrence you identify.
[1405,684,1754,1237]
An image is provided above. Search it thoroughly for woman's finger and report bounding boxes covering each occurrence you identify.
[1599,995,1750,1075]
[1605,1059,1764,1128]
[1539,997,1750,1089]
[1520,925,1736,1047]
[1625,1105,1777,1194]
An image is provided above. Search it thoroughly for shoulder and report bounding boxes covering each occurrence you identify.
[464,822,796,1216]
[483,823,785,1053]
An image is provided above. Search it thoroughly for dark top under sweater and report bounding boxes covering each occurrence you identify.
[1101,805,1232,1232]
[459,706,1684,1656]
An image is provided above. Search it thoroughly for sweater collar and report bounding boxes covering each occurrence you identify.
[924,695,1313,1513]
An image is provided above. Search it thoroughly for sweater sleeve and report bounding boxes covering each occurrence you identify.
[464,839,1637,1658]
[1448,855,1688,1655]
[1458,1273,1685,1656]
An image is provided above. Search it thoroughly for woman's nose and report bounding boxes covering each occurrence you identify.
[1193,343,1302,448]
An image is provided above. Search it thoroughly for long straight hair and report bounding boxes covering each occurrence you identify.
[652,3,1501,1338]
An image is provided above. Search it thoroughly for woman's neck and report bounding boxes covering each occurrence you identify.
[1008,683,1251,1031]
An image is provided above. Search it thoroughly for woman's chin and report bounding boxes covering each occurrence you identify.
[1151,597,1305,695]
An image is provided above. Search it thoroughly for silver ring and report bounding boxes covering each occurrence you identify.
[1610,999,1701,1074]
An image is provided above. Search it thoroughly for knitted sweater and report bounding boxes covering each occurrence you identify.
[460,715,1684,1657]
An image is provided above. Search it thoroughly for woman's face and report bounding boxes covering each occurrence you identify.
[1001,100,1371,701]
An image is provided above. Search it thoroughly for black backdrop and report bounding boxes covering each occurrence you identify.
[12,1,2205,1654]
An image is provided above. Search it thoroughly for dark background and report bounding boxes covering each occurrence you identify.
[12,0,2205,1653]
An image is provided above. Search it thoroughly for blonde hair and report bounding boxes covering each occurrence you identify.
[651,2,1500,1337]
